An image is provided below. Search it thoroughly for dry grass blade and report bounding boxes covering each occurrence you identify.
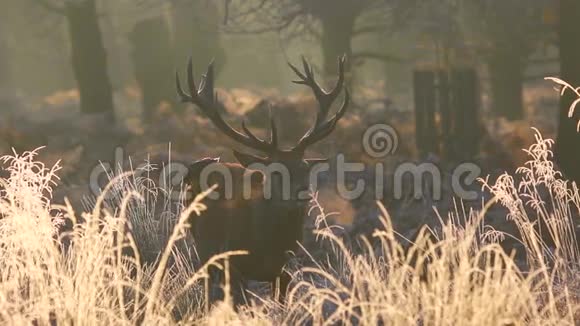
[0,125,579,324]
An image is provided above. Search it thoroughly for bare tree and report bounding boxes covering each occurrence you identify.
[28,0,115,121]
[129,16,175,123]
[461,0,552,121]
[224,0,411,76]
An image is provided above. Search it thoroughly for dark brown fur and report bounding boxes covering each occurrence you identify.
[185,159,301,303]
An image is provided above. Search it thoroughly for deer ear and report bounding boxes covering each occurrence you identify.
[305,158,328,166]
[185,157,220,190]
[196,157,220,164]
[233,150,267,167]
[189,157,220,173]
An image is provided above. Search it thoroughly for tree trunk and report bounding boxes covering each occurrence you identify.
[129,17,174,123]
[556,0,580,183]
[413,70,437,157]
[451,68,480,160]
[170,0,225,75]
[0,26,11,91]
[320,11,355,77]
[488,50,525,120]
[65,0,115,120]
[100,0,128,90]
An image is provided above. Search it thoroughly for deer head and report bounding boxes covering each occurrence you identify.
[176,56,349,206]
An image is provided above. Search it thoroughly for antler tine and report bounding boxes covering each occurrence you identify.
[292,87,349,152]
[199,59,215,100]
[290,56,349,152]
[176,71,191,102]
[269,106,278,148]
[241,120,265,142]
[289,56,346,123]
[176,58,194,103]
[176,59,280,154]
[296,88,349,149]
[288,61,307,83]
[333,54,346,98]
[239,105,279,148]
[187,57,197,98]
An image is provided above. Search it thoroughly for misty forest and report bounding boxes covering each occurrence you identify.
[0,0,579,325]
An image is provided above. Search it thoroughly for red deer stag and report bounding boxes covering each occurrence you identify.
[176,56,349,305]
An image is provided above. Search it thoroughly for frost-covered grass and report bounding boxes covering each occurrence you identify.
[0,128,579,324]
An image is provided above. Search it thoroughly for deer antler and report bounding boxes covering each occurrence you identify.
[176,58,279,154]
[288,55,350,152]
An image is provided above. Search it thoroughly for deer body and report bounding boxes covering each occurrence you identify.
[185,161,304,282]
[177,56,349,304]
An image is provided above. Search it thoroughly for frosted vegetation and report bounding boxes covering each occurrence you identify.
[0,126,578,325]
